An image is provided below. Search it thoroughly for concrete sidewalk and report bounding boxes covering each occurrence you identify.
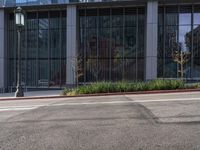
[0,90,62,99]
[0,88,199,101]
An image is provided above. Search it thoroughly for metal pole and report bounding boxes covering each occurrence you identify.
[15,27,24,97]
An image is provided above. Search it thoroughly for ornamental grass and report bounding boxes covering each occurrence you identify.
[61,79,185,96]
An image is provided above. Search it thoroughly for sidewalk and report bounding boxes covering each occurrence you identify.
[0,88,200,101]
[0,90,62,100]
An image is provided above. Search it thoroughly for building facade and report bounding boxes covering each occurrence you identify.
[0,0,200,89]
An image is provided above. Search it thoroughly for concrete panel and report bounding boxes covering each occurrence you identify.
[146,23,157,57]
[146,56,157,80]
[66,5,76,26]
[0,59,4,87]
[66,8,71,26]
[145,1,158,80]
[71,6,76,26]
[0,29,4,58]
[146,1,158,24]
[0,9,5,88]
[66,5,77,86]
[0,10,4,29]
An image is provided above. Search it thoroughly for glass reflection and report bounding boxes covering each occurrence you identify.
[8,10,66,87]
[179,13,191,25]
[79,7,145,82]
[179,26,191,51]
[158,5,199,79]
[194,13,200,25]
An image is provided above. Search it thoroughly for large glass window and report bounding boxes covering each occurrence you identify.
[27,12,37,86]
[7,10,66,87]
[98,9,110,81]
[8,14,17,87]
[79,7,145,83]
[158,5,200,79]
[193,6,200,78]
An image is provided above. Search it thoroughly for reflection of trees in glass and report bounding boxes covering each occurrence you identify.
[186,25,200,57]
[165,27,178,56]
[124,46,137,58]
[172,50,190,79]
[158,5,200,79]
[186,25,200,77]
[78,8,145,82]
[85,34,98,82]
[164,27,178,78]
[7,11,66,87]
[171,31,191,79]
[72,53,84,86]
[86,58,98,81]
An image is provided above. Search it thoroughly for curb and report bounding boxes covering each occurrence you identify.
[0,88,200,101]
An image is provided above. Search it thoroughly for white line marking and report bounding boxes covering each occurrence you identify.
[133,97,200,103]
[51,101,133,106]
[0,107,38,111]
[46,98,200,106]
[0,105,44,109]
[0,105,46,111]
[126,91,200,97]
[51,97,200,106]
[1,97,200,111]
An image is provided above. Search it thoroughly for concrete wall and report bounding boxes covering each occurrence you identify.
[145,1,158,80]
[66,5,77,86]
[0,9,5,88]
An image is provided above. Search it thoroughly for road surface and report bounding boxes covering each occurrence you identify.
[0,92,200,150]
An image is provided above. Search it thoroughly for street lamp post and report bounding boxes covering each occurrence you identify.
[14,7,25,97]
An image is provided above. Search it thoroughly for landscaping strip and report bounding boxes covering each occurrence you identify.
[62,80,188,96]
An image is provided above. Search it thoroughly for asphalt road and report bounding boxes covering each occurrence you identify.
[0,92,200,150]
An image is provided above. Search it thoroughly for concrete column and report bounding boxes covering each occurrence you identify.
[0,9,5,88]
[0,0,3,7]
[145,1,158,80]
[66,5,77,86]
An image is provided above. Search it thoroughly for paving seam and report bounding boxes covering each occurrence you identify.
[124,95,160,125]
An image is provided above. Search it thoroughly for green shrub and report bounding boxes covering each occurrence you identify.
[196,83,200,88]
[186,83,200,89]
[62,79,185,96]
[61,88,70,96]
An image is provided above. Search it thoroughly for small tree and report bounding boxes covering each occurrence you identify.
[172,49,190,79]
[72,53,84,87]
[169,31,191,79]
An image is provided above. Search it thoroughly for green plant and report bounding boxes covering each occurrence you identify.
[62,79,185,96]
[61,88,70,96]
[190,83,200,89]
